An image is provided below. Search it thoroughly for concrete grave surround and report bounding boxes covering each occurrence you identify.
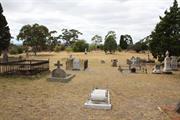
[48,61,75,82]
[84,89,112,110]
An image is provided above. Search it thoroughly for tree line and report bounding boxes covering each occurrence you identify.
[0,0,180,62]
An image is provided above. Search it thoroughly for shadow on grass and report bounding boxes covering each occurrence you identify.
[0,71,50,81]
[29,53,54,57]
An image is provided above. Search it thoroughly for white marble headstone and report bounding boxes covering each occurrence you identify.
[163,51,172,72]
[73,59,81,70]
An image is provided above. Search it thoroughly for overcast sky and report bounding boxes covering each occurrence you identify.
[1,0,177,44]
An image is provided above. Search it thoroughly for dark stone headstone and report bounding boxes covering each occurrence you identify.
[84,60,88,70]
[131,68,136,73]
[111,59,118,67]
[176,102,180,114]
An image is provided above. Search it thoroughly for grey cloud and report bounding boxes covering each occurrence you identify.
[0,0,175,44]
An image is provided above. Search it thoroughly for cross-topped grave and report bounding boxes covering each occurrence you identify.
[54,60,63,69]
[49,60,75,82]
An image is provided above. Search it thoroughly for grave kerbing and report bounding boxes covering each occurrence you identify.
[48,61,75,82]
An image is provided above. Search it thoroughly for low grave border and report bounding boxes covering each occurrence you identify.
[0,59,49,75]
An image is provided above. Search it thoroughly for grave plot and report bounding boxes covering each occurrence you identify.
[118,57,148,74]
[48,60,75,82]
[84,88,112,110]
[0,59,49,75]
[66,55,88,71]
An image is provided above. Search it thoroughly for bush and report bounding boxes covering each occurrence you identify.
[89,44,96,51]
[97,44,104,50]
[104,35,117,53]
[65,46,73,52]
[54,45,66,52]
[72,40,89,52]
[117,46,122,52]
[129,42,148,53]
[54,45,61,52]
[9,46,23,55]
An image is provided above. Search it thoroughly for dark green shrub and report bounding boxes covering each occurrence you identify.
[72,40,89,52]
[9,45,23,55]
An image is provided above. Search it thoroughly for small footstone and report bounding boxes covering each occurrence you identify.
[131,68,136,73]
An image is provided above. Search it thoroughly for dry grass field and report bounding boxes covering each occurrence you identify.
[0,51,180,120]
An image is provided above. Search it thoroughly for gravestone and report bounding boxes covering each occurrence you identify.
[49,61,75,82]
[111,59,118,67]
[84,48,87,55]
[84,60,88,70]
[66,55,74,70]
[130,56,141,70]
[84,89,112,110]
[163,51,172,74]
[171,56,178,70]
[152,64,161,74]
[176,102,180,114]
[73,59,81,70]
[131,56,136,65]
[118,65,123,72]
[127,59,132,70]
[131,68,136,73]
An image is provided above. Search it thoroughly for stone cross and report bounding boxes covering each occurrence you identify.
[54,61,63,69]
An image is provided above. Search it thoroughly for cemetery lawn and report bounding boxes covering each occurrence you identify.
[0,51,180,120]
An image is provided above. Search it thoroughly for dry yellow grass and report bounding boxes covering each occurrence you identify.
[0,51,180,120]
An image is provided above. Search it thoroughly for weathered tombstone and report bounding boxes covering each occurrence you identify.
[73,59,81,70]
[131,56,136,65]
[152,64,161,74]
[163,51,172,74]
[118,65,123,72]
[171,56,178,70]
[49,61,75,82]
[111,59,118,67]
[84,60,88,70]
[66,55,74,70]
[84,48,87,55]
[176,102,180,114]
[130,56,141,71]
[131,68,136,73]
[127,59,132,70]
[66,59,73,70]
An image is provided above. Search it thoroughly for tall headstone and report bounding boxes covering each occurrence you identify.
[73,59,81,70]
[84,60,88,70]
[163,51,172,74]
[171,56,178,70]
[66,55,74,70]
[84,48,87,55]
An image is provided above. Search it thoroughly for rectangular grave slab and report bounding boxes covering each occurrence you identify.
[84,89,112,110]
